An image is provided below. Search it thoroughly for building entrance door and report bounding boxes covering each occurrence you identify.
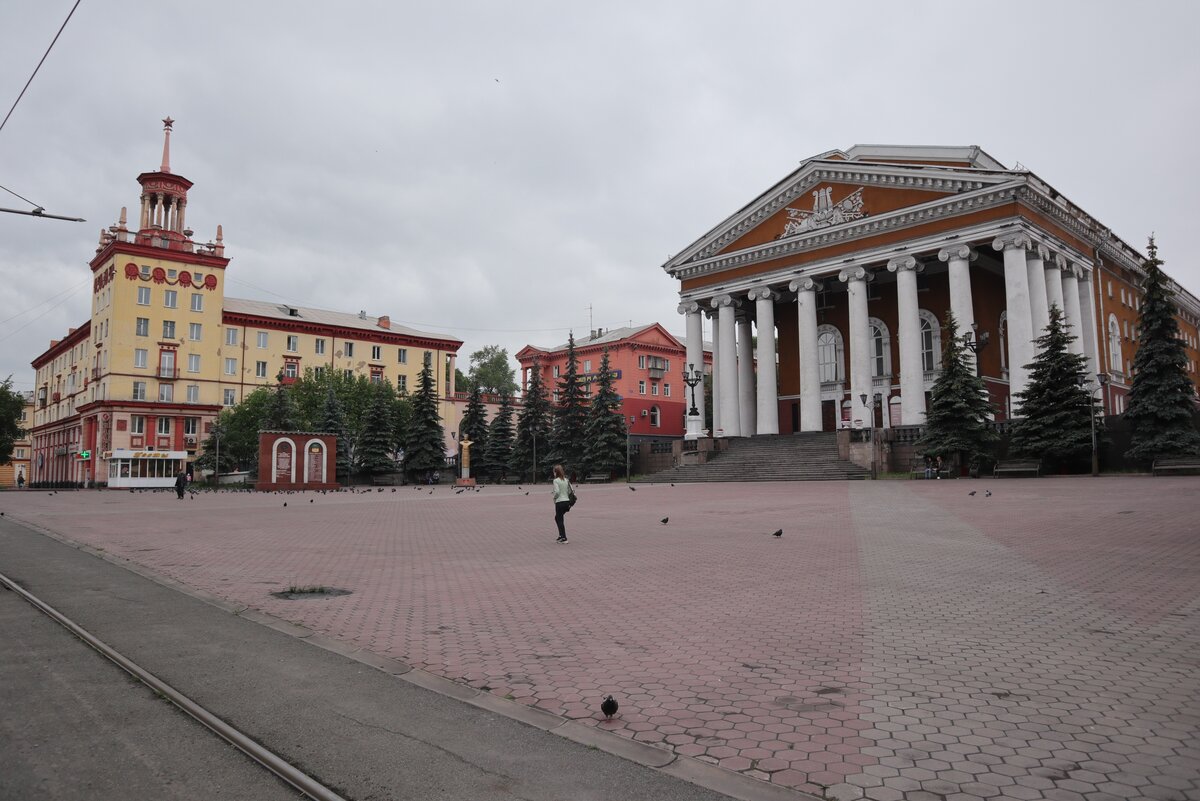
[821,400,837,432]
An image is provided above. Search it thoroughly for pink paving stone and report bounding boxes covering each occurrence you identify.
[6,477,1198,801]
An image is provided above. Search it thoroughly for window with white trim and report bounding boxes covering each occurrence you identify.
[1108,315,1122,373]
[256,361,268,378]
[225,328,238,346]
[189,322,202,341]
[137,286,150,305]
[257,331,268,349]
[397,348,407,364]
[132,381,146,400]
[186,384,199,403]
[164,290,177,309]
[651,382,659,396]
[136,317,149,337]
[315,338,326,355]
[134,349,148,369]
[223,389,236,406]
[224,358,237,376]
[287,335,299,352]
[918,310,942,372]
[344,342,355,357]
[664,383,671,397]
[158,384,173,402]
[869,318,892,378]
[162,320,175,339]
[130,415,145,434]
[187,354,200,373]
[190,293,203,312]
[371,345,381,360]
[816,325,844,383]
[638,380,646,395]
[649,406,660,427]
[583,359,592,373]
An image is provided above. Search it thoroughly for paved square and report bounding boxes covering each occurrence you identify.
[3,477,1198,800]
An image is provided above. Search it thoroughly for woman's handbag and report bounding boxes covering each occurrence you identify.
[568,485,578,508]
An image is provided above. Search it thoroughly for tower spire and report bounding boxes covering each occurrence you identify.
[160,116,174,173]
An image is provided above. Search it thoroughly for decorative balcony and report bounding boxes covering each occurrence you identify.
[158,367,180,380]
[91,367,101,379]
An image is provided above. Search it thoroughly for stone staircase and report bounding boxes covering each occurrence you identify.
[633,432,870,483]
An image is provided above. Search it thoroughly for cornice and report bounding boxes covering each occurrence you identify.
[668,163,1007,270]
[31,321,92,369]
[221,311,461,351]
[90,239,230,272]
[669,182,1022,281]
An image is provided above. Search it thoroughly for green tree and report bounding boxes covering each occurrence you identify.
[510,356,551,481]
[1009,304,1096,471]
[468,345,518,395]
[0,377,25,466]
[319,384,351,483]
[358,380,397,477]
[1125,238,1200,462]
[582,349,626,477]
[195,388,273,475]
[404,352,446,481]
[550,333,588,472]
[481,391,515,482]
[459,380,490,458]
[918,310,998,467]
[262,374,298,431]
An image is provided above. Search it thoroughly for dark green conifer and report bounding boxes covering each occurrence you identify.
[481,391,515,482]
[1125,238,1200,462]
[404,353,446,481]
[918,310,998,467]
[549,333,588,472]
[582,349,626,477]
[510,356,551,481]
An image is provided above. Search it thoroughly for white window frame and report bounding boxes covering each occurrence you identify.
[136,317,150,337]
[584,359,592,373]
[816,324,844,384]
[223,389,236,406]
[256,361,268,378]
[649,406,661,427]
[651,382,659,396]
[664,383,671,397]
[225,328,238,346]
[190,293,204,312]
[315,338,326,355]
[224,358,237,376]
[187,354,200,373]
[344,342,355,357]
[134,348,148,369]
[137,286,151,305]
[158,384,173,403]
[164,289,178,309]
[638,380,646,395]
[186,384,199,403]
[1108,314,1122,373]
[869,317,892,378]
[132,381,146,400]
[398,348,407,364]
[918,310,942,373]
[257,331,268,349]
[287,335,299,352]
[188,322,202,341]
[130,415,145,434]
[371,345,382,360]
[162,320,175,340]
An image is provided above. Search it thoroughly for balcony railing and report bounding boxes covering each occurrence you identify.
[91,367,101,379]
[158,367,180,380]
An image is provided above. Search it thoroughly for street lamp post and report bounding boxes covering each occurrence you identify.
[625,415,636,480]
[211,422,223,488]
[1087,372,1110,476]
[682,363,704,440]
[960,322,990,374]
[859,392,882,479]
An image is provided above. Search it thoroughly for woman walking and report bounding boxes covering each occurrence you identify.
[551,464,573,544]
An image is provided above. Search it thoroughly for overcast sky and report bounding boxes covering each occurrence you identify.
[3,1,1198,393]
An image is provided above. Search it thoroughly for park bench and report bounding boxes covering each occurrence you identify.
[583,473,611,483]
[1151,456,1200,476]
[910,459,950,479]
[372,475,396,486]
[993,460,1041,478]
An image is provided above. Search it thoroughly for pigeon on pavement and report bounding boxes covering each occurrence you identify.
[601,695,618,719]
[772,528,783,538]
[660,517,669,525]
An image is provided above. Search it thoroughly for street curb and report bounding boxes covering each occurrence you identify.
[5,513,821,801]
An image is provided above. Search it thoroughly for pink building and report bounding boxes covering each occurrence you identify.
[516,324,711,440]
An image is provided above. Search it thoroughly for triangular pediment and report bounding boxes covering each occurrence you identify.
[663,147,1019,272]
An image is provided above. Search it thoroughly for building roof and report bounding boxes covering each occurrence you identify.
[222,297,461,345]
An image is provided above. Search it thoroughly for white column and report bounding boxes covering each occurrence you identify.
[736,315,755,436]
[709,310,722,435]
[790,277,822,432]
[839,266,873,426]
[940,245,978,371]
[749,288,778,435]
[713,295,741,437]
[1077,267,1101,378]
[1045,253,1066,319]
[139,193,150,230]
[888,255,926,425]
[1061,265,1085,356]
[1027,244,1051,340]
[993,233,1035,410]
[680,302,707,437]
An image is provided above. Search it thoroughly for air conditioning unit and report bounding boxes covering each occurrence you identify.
[641,409,648,417]
[184,435,197,445]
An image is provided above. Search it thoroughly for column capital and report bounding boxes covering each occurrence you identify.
[838,266,872,284]
[677,301,703,315]
[747,287,777,303]
[937,244,977,263]
[991,232,1033,253]
[1030,243,1051,262]
[1050,252,1067,271]
[711,294,739,310]
[887,255,923,274]
[788,277,822,293]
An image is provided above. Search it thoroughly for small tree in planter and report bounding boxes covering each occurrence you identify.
[917,310,998,473]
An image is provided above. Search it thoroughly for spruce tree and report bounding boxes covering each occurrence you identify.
[1009,304,1096,471]
[918,309,998,467]
[459,380,490,462]
[358,381,397,477]
[582,349,627,478]
[482,390,515,482]
[262,373,298,431]
[319,384,351,483]
[510,356,551,481]
[1125,238,1200,462]
[404,352,446,481]
[550,333,588,472]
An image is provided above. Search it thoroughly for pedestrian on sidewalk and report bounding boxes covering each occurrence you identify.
[551,464,573,544]
[16,471,24,490]
[174,470,187,500]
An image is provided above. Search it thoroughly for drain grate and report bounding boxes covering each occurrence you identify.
[270,587,352,600]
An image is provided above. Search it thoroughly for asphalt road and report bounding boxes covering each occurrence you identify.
[0,583,303,801]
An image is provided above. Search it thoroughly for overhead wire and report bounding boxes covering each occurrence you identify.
[0,0,82,139]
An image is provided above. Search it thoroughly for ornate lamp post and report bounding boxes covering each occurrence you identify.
[960,322,990,374]
[1086,372,1110,476]
[682,363,704,440]
[859,392,882,479]
[211,421,223,488]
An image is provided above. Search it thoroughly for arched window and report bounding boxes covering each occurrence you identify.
[999,311,1008,376]
[918,310,941,372]
[816,325,844,383]
[649,406,661,427]
[868,318,892,378]
[1108,314,1122,373]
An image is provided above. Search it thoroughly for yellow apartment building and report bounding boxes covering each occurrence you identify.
[29,120,461,486]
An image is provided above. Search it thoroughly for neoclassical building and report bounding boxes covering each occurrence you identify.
[669,145,1200,436]
[29,120,463,486]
